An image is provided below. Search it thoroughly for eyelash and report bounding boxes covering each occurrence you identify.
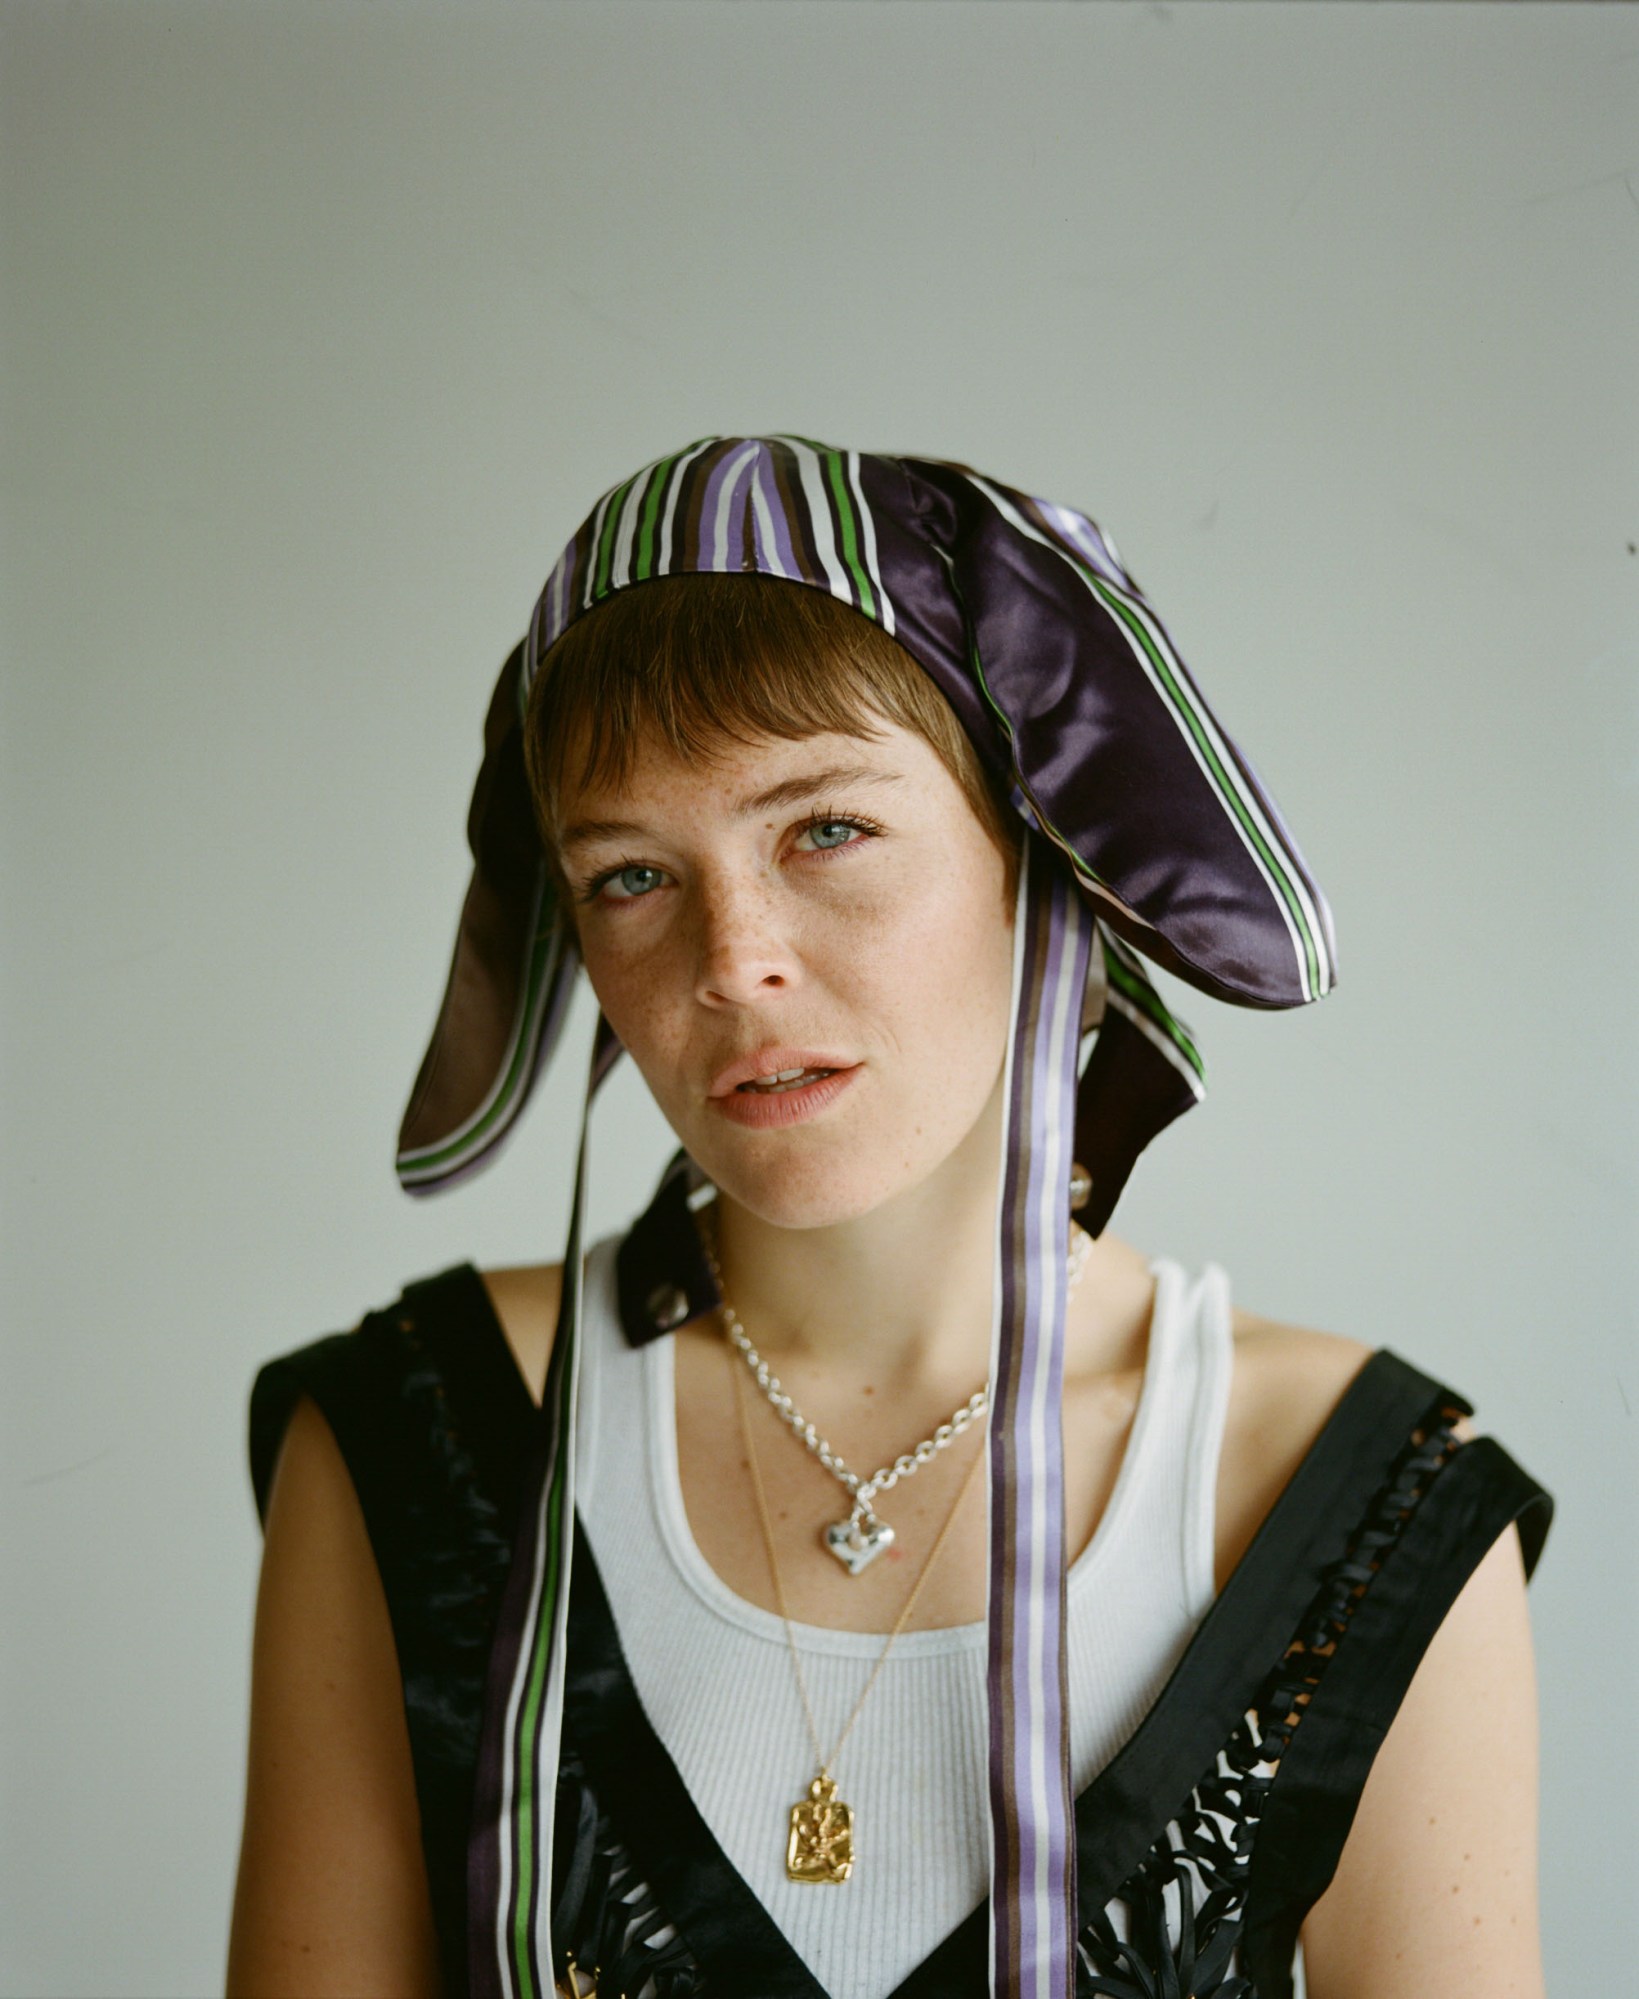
[575,809,887,907]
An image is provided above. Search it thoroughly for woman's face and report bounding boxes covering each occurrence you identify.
[554,716,1018,1231]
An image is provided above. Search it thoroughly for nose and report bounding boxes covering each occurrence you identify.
[692,872,800,1008]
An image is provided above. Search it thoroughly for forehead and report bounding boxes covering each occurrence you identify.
[552,722,948,853]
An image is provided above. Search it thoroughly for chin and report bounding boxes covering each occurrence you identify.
[699,1128,961,1235]
[703,1156,884,1233]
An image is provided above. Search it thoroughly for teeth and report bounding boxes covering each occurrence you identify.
[739,1066,836,1094]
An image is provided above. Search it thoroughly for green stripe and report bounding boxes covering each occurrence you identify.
[1075,565,1322,1000]
[964,642,1114,893]
[1104,946,1204,1082]
[591,476,636,599]
[633,452,679,582]
[820,451,877,617]
[398,889,564,1177]
[963,636,1207,1083]
[508,1336,576,1998]
[508,1483,559,1999]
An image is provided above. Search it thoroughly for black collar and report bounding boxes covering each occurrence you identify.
[613,1147,724,1347]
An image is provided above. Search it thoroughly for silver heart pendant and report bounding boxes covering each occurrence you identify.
[824,1513,895,1575]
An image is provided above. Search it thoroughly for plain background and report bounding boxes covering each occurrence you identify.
[3,3,1634,1993]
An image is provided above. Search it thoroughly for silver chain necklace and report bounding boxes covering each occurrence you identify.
[696,1210,1093,1575]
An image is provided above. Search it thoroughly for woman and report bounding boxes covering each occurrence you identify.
[228,438,1552,1999]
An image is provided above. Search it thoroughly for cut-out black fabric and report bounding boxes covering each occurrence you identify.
[249,1262,1552,1999]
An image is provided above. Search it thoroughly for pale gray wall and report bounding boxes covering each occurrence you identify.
[3,3,1633,1993]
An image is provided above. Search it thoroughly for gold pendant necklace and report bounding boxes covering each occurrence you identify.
[786,1773,855,1884]
[730,1345,987,1885]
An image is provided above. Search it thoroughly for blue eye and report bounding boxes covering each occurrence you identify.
[806,819,861,850]
[576,808,884,908]
[795,809,885,854]
[586,863,664,904]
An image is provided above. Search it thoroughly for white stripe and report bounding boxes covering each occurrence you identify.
[1081,913,1110,1040]
[501,1063,598,1991]
[986,840,1035,1991]
[577,488,618,621]
[1090,579,1333,999]
[748,453,799,581]
[657,437,716,574]
[782,439,851,601]
[491,1395,558,1995]
[526,1200,586,1992]
[963,472,1331,1002]
[546,547,566,645]
[1105,987,1207,1099]
[1040,500,1127,588]
[1026,881,1086,1984]
[1004,806,1205,1092]
[397,887,567,1173]
[983,469,1329,1000]
[608,468,649,589]
[707,440,759,571]
[845,449,895,636]
[1099,928,1204,1088]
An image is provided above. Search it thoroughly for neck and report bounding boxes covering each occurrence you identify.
[706,1086,1006,1398]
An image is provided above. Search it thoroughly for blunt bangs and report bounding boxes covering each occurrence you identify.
[521,573,1019,903]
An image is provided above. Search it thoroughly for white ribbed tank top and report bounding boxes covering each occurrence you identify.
[574,1231,1235,1999]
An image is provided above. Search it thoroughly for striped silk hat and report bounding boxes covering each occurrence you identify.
[396,437,1336,1999]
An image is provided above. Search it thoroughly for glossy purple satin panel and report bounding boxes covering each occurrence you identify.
[866,453,1332,1007]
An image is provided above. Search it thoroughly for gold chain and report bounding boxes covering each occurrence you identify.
[730,1342,986,1781]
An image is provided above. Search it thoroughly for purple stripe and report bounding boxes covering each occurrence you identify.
[987,845,1086,1998]
[1022,889,1076,1980]
[467,1015,625,1999]
[536,519,588,659]
[750,446,803,577]
[695,440,755,570]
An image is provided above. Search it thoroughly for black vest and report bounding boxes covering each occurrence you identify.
[249,1211,1552,1999]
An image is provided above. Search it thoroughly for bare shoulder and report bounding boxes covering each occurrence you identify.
[1214,1308,1476,1594]
[1228,1307,1377,1421]
[228,1392,441,1991]
[477,1261,564,1407]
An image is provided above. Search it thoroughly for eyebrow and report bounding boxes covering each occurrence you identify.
[556,764,906,855]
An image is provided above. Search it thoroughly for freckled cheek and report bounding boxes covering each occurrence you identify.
[575,943,678,1056]
[851,904,1014,1073]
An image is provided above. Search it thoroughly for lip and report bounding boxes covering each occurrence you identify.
[710,1065,860,1130]
[707,1046,858,1099]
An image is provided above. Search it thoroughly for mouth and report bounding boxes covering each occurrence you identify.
[708,1058,862,1130]
[708,1046,858,1099]
[734,1065,840,1096]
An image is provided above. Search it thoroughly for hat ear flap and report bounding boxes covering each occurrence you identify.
[396,641,584,1194]
[902,455,1336,1010]
[1073,921,1205,1238]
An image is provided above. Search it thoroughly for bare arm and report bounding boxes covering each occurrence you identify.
[226,1393,443,1998]
[1300,1426,1545,1998]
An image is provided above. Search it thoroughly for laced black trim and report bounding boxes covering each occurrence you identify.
[1073,1392,1468,1998]
[550,1752,707,1999]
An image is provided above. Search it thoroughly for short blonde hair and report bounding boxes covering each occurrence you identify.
[522,574,1020,921]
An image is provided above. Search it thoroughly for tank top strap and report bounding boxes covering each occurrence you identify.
[1120,1259,1233,1622]
[567,1231,631,1515]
